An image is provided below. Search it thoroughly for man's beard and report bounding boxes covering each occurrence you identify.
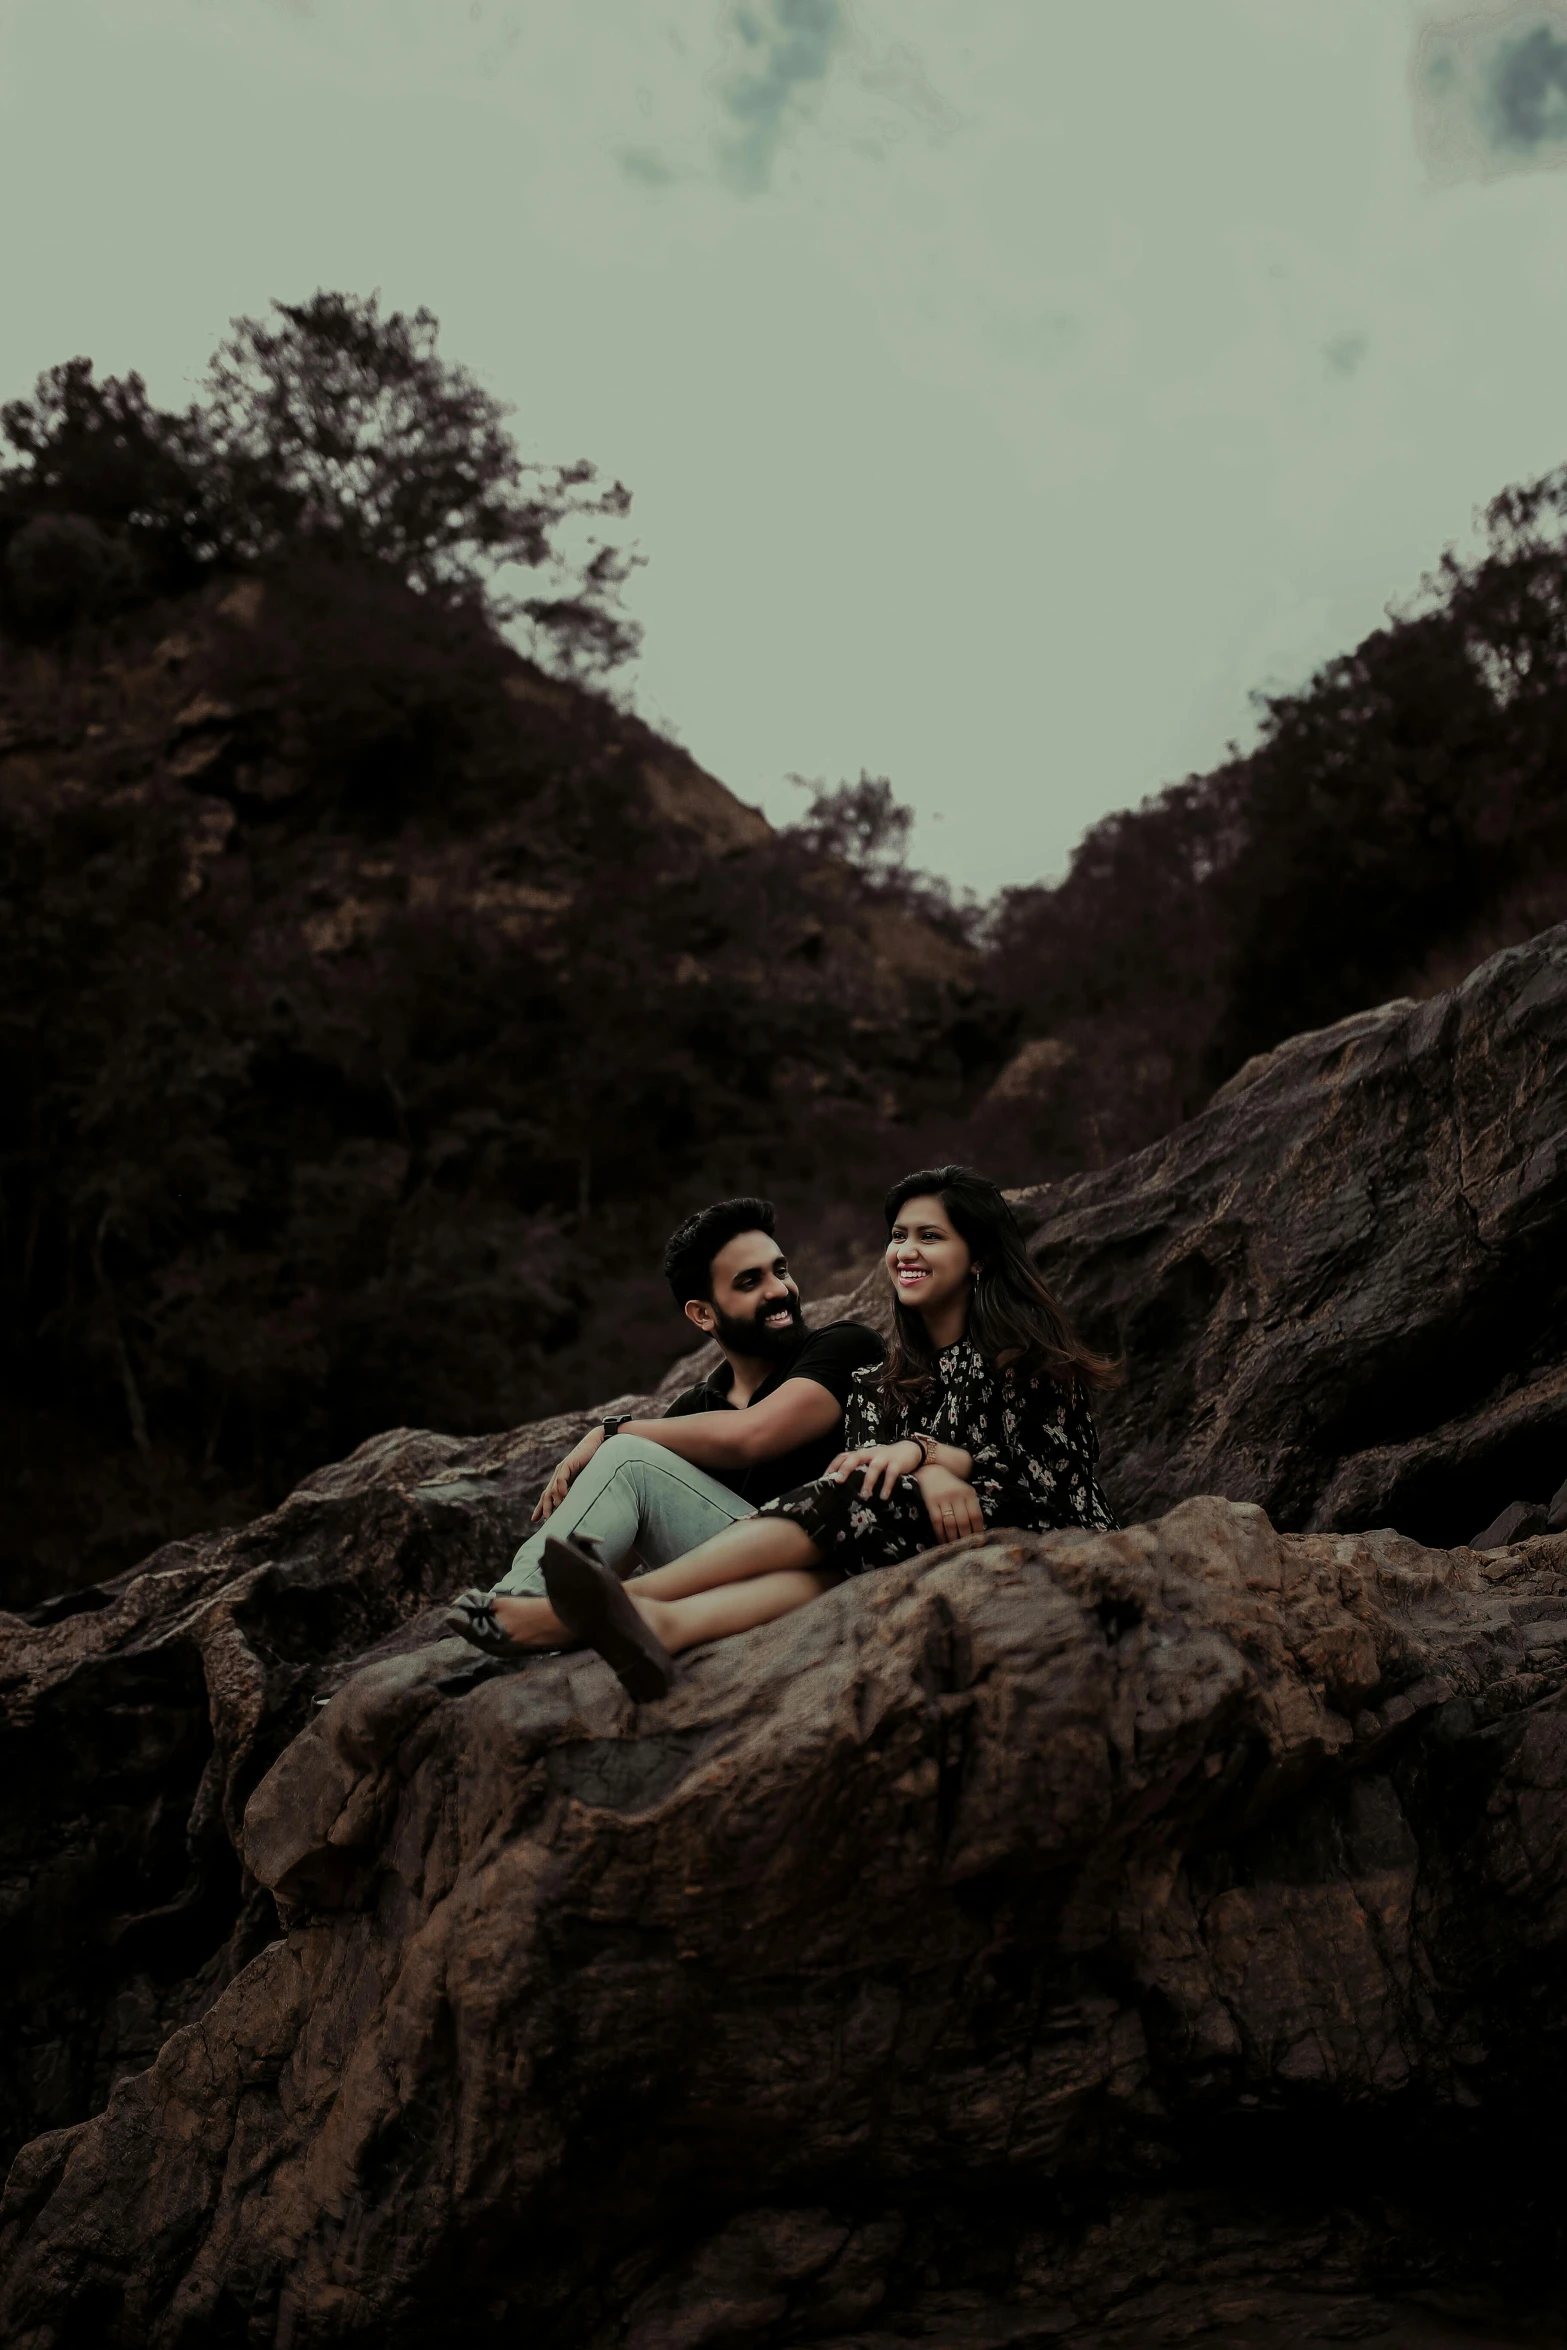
[712,1293,805,1362]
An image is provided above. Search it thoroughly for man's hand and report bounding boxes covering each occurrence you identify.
[530,1425,606,1523]
[826,1439,925,1499]
[915,1462,985,1543]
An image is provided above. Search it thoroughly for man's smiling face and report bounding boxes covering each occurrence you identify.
[698,1227,805,1361]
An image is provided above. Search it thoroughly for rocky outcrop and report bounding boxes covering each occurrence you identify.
[0,1404,635,2175]
[5,1501,1567,2345]
[0,1305,854,2179]
[4,926,1567,2344]
[997,925,1567,1545]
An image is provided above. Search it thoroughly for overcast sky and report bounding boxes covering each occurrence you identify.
[5,0,1567,892]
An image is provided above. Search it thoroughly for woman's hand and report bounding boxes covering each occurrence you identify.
[530,1425,606,1522]
[916,1462,985,1543]
[826,1439,926,1499]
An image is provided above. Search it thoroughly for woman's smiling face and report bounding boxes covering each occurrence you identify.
[886,1192,974,1319]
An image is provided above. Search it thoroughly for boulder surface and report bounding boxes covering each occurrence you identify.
[5,1502,1567,2345]
[1007,924,1567,1543]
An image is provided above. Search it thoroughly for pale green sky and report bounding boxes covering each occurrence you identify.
[4,0,1567,891]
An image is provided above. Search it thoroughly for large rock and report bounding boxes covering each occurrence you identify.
[0,1310,849,2176]
[998,925,1567,1543]
[4,1501,1567,2345]
[0,1404,647,2174]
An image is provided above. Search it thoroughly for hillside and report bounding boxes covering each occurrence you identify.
[0,565,982,1607]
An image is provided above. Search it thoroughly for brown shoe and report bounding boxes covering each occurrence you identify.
[542,1535,674,1702]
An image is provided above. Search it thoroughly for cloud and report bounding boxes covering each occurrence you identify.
[1414,6,1567,182]
[715,0,845,192]
[1490,21,1567,145]
[618,145,677,187]
[855,41,964,139]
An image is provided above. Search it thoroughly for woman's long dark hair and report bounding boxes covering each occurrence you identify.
[878,1164,1120,1401]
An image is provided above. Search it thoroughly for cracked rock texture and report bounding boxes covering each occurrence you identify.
[0,1363,720,2179]
[6,1502,1567,2346]
[2,925,1567,2345]
[1000,922,1567,1542]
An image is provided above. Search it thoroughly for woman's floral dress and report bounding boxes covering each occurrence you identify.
[758,1334,1117,1573]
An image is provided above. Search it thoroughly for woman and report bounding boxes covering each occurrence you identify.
[449,1166,1117,1699]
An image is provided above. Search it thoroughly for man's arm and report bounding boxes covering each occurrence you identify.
[530,1379,842,1524]
[620,1375,841,1471]
[532,1324,880,1523]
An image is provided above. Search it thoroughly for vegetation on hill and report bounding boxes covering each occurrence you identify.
[978,472,1567,1175]
[2,293,1565,1605]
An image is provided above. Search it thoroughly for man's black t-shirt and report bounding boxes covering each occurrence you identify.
[661,1319,884,1506]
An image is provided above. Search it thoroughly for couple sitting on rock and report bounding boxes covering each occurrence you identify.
[447,1164,1118,1700]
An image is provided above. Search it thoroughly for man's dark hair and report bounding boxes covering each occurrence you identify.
[663,1197,777,1309]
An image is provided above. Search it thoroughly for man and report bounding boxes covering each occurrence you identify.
[473,1197,882,1647]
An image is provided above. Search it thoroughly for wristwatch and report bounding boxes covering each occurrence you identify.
[910,1432,936,1467]
[601,1415,626,1438]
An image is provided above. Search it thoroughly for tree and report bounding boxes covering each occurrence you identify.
[788,772,912,879]
[194,293,639,671]
[0,360,211,629]
[786,772,973,940]
[0,295,642,675]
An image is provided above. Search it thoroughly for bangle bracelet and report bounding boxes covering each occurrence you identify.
[910,1432,935,1467]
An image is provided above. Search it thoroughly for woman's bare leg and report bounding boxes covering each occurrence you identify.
[627,1513,821,1599]
[488,1514,819,1648]
[633,1567,839,1654]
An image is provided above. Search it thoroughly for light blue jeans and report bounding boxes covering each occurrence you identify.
[494,1433,755,1597]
